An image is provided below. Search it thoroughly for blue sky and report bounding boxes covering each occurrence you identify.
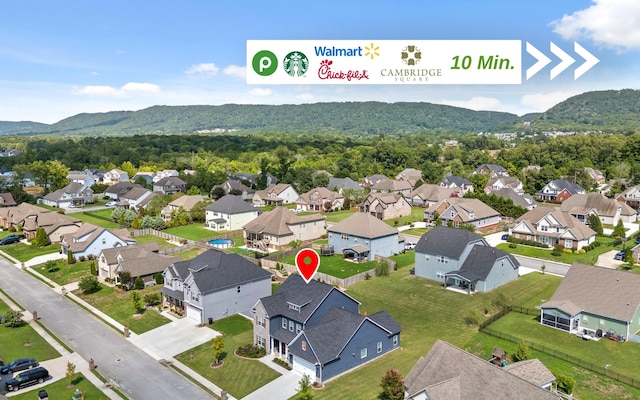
[0,0,638,123]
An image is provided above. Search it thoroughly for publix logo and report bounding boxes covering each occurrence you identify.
[251,50,309,77]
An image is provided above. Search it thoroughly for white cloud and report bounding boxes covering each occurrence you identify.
[440,96,505,111]
[185,63,220,76]
[249,88,272,96]
[520,90,582,112]
[223,65,246,79]
[296,93,315,101]
[72,82,160,98]
[551,0,640,51]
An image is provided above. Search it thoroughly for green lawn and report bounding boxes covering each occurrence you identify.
[164,224,223,241]
[402,228,429,237]
[321,210,355,223]
[389,251,415,269]
[33,259,95,286]
[75,284,170,334]
[175,315,280,399]
[9,373,105,400]
[311,271,563,400]
[1,243,59,262]
[72,210,119,228]
[0,299,60,363]
[133,234,178,250]
[497,236,621,265]
[171,247,205,260]
[281,254,376,278]
[384,207,425,227]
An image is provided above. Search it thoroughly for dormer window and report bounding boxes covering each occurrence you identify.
[289,304,301,312]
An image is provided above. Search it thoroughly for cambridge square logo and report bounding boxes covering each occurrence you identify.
[401,45,422,65]
[283,51,309,77]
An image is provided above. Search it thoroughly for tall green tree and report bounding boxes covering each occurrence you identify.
[588,214,604,235]
[379,369,404,400]
[212,336,225,366]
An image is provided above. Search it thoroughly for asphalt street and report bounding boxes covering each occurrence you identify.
[0,259,212,400]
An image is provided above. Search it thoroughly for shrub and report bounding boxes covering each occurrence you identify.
[154,272,164,284]
[133,276,144,290]
[144,292,160,306]
[2,309,24,328]
[551,244,563,257]
[506,236,549,248]
[375,261,389,277]
[555,373,575,394]
[463,309,481,326]
[67,249,75,264]
[512,341,531,362]
[78,275,100,294]
[365,272,371,280]
[236,344,266,358]
[78,255,86,262]
[89,262,97,276]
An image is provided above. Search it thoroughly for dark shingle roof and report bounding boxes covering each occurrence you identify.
[327,177,363,191]
[368,310,402,334]
[446,245,519,282]
[188,250,271,294]
[414,226,485,259]
[206,194,255,214]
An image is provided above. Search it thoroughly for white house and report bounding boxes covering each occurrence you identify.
[205,195,258,231]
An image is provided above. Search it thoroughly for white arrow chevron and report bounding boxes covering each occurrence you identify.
[525,42,551,80]
[550,42,575,80]
[574,42,599,80]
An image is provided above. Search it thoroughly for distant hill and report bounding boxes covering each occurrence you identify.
[0,89,637,136]
[531,89,640,132]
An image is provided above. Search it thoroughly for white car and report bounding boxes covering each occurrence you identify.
[404,242,416,250]
[105,201,117,207]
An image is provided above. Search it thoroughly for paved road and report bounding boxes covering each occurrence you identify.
[0,259,211,400]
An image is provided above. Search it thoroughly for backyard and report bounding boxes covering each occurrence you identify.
[175,315,280,399]
[72,209,120,228]
[163,224,227,241]
[384,206,425,227]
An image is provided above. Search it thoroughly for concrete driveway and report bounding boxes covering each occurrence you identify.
[596,250,627,269]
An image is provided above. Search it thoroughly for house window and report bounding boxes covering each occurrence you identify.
[436,271,444,279]
[377,342,383,353]
[289,320,295,332]
[296,323,302,334]
[425,255,430,261]
[342,233,349,240]
[102,238,107,244]
[565,239,573,249]
[237,286,241,293]
[361,348,367,359]
[436,255,448,264]
[393,335,398,346]
[257,315,265,327]
[282,318,287,329]
[302,341,307,351]
[540,225,548,232]
[257,336,265,347]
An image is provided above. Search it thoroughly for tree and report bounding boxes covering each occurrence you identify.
[512,340,531,362]
[131,291,143,313]
[33,227,50,247]
[154,272,164,284]
[588,214,604,235]
[190,200,211,222]
[379,369,404,400]
[90,261,97,276]
[212,336,225,366]
[297,373,313,400]
[65,361,76,388]
[2,309,24,328]
[143,292,160,306]
[78,275,100,294]
[118,270,132,287]
[187,185,201,195]
[210,186,226,200]
[67,249,75,264]
[133,276,144,290]
[612,219,626,238]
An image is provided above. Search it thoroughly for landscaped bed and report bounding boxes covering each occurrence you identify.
[175,315,280,399]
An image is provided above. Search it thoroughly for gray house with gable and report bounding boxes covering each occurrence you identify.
[414,226,519,293]
[328,212,405,261]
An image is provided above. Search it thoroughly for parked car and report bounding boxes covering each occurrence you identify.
[0,358,39,374]
[404,242,416,250]
[0,235,21,246]
[105,201,117,207]
[4,366,49,391]
[614,250,626,261]
[501,234,510,240]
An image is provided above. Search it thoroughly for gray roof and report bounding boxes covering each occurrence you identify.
[328,212,399,239]
[415,226,485,259]
[405,340,559,400]
[446,245,519,282]
[154,176,186,186]
[441,175,471,187]
[492,188,535,208]
[259,274,360,324]
[206,194,256,214]
[474,164,508,174]
[536,179,585,196]
[327,177,363,191]
[187,249,271,294]
[541,263,640,322]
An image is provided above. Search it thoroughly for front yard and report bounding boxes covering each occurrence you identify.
[175,315,280,399]
[74,284,170,334]
[497,235,622,265]
[34,259,95,286]
[0,242,59,262]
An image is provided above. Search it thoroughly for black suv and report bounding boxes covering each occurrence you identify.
[0,235,21,245]
[4,366,49,391]
[0,358,39,374]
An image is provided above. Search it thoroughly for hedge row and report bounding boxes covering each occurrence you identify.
[506,236,550,248]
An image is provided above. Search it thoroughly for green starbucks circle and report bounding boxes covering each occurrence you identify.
[252,50,278,76]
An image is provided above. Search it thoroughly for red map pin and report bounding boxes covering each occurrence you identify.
[295,248,320,284]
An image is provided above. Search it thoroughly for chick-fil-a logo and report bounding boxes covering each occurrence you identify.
[318,59,369,81]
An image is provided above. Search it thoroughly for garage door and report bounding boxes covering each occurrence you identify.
[292,355,316,379]
[186,305,202,323]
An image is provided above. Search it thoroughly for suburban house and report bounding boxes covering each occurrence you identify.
[492,187,537,211]
[511,206,596,250]
[473,163,509,177]
[131,171,155,186]
[61,223,135,260]
[371,179,412,195]
[359,192,412,220]
[235,172,279,188]
[439,174,474,194]
[0,203,45,230]
[363,174,389,188]
[615,185,640,208]
[540,263,640,342]
[311,170,333,180]
[119,186,156,210]
[327,177,364,193]
[102,168,129,185]
[414,226,519,293]
[205,194,258,231]
[0,193,17,207]
[153,169,179,183]
[327,212,405,261]
[253,184,299,206]
[161,194,207,220]
[536,179,585,202]
[212,180,255,201]
[161,249,272,323]
[22,210,82,243]
[484,176,523,194]
[67,171,96,188]
[404,340,559,400]
[98,242,160,281]
[115,249,180,285]
[425,198,501,229]
[295,187,344,212]
[153,176,187,195]
[252,274,401,385]
[395,168,422,188]
[41,182,94,208]
[105,182,141,199]
[407,184,460,207]
[560,192,638,226]
[584,167,606,185]
[243,207,325,252]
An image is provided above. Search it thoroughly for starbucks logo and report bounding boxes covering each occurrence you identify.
[283,51,309,77]
[401,45,422,66]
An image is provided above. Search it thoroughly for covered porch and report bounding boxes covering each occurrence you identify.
[342,244,370,262]
[443,272,477,295]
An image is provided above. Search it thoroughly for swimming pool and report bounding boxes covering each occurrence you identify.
[208,238,234,249]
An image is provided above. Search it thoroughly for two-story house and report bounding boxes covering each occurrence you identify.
[560,192,638,226]
[536,179,585,202]
[359,192,412,220]
[425,198,501,229]
[252,274,401,385]
[295,187,344,212]
[253,184,299,206]
[473,164,509,177]
[67,171,97,188]
[211,180,255,201]
[615,185,640,208]
[41,182,94,208]
[153,176,187,195]
[161,249,272,324]
[371,179,412,195]
[484,176,524,194]
[407,184,461,207]
[61,223,135,261]
[161,195,207,221]
[102,169,129,185]
[243,207,325,252]
[328,212,404,261]
[439,174,474,194]
[205,194,258,231]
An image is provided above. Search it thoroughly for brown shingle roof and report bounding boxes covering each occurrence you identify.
[328,212,398,238]
[372,179,412,192]
[502,359,556,387]
[408,184,460,202]
[514,206,596,240]
[243,206,325,236]
[560,192,637,217]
